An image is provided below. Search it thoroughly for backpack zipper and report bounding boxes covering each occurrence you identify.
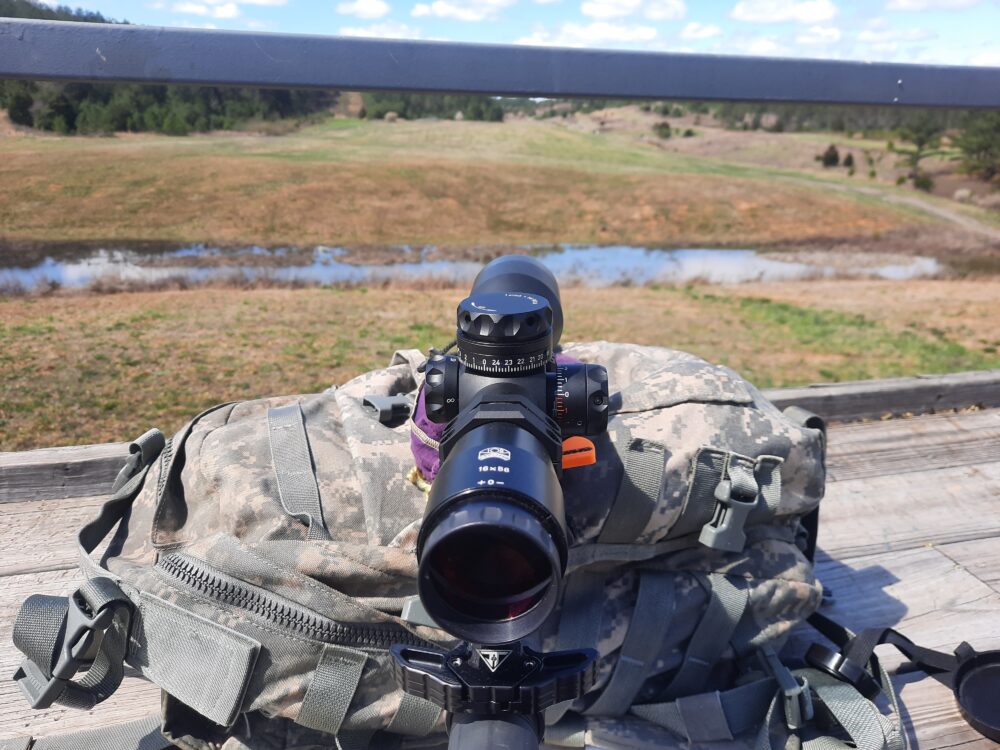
[156,552,427,649]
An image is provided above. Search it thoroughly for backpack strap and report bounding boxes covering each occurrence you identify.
[267,403,332,541]
[661,573,750,697]
[2,714,171,750]
[630,677,780,742]
[583,570,676,716]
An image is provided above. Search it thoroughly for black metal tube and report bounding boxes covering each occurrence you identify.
[1,19,999,108]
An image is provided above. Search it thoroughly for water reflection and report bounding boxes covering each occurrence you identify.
[0,244,942,291]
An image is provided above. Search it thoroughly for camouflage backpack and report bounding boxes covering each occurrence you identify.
[12,342,854,750]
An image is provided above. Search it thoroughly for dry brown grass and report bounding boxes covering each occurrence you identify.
[3,281,999,452]
[0,120,920,249]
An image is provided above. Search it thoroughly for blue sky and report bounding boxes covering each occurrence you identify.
[40,0,1000,66]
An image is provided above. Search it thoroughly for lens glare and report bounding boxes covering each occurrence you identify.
[427,526,553,622]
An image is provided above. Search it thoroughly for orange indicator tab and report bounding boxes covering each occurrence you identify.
[562,436,597,469]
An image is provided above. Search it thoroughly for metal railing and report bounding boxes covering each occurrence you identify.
[1,18,999,107]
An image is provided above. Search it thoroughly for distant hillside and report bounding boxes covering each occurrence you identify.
[0,0,115,22]
[0,1,335,135]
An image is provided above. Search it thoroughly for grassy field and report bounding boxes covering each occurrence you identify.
[0,116,955,249]
[2,111,998,450]
[2,280,999,451]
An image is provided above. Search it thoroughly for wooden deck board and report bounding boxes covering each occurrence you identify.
[0,406,997,748]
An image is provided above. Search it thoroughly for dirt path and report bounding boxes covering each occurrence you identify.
[767,174,1000,245]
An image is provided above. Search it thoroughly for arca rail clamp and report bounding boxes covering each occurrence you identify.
[391,641,597,749]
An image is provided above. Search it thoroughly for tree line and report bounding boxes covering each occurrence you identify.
[0,0,334,135]
[360,92,504,121]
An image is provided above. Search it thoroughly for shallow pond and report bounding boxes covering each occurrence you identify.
[0,243,942,290]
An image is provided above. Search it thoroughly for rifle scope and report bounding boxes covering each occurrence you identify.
[416,256,609,645]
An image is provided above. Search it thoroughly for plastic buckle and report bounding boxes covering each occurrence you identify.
[760,649,814,730]
[806,643,881,700]
[16,588,117,709]
[363,394,413,425]
[699,478,759,552]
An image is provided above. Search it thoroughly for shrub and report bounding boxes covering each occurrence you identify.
[652,121,672,139]
[819,144,840,168]
[843,153,855,169]
[896,175,907,186]
[913,172,935,192]
[682,128,696,138]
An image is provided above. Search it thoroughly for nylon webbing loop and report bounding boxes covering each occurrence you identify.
[297,644,369,735]
[268,403,332,541]
[385,691,443,736]
[662,573,749,698]
[112,429,166,494]
[597,428,666,544]
[584,570,675,717]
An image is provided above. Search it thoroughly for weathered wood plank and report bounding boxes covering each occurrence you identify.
[0,569,161,742]
[764,369,1000,422]
[0,495,109,576]
[819,462,1000,561]
[939,538,1000,595]
[826,409,1000,482]
[0,442,128,503]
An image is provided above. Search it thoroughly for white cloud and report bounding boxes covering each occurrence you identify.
[172,1,241,18]
[580,0,683,20]
[796,24,841,44]
[516,21,657,46]
[680,21,722,39]
[886,0,980,9]
[731,0,838,23]
[340,20,424,36]
[338,0,391,18]
[643,0,685,19]
[857,27,933,42]
[581,0,641,18]
[237,0,288,5]
[411,0,513,20]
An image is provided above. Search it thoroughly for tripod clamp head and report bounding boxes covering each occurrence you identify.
[390,640,597,735]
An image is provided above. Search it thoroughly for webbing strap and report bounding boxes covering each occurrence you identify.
[662,573,749,698]
[386,691,443,736]
[566,536,698,573]
[584,571,675,717]
[812,671,905,750]
[297,644,369,735]
[267,403,332,541]
[546,570,608,724]
[25,714,170,750]
[131,592,260,727]
[597,428,666,544]
[630,677,778,741]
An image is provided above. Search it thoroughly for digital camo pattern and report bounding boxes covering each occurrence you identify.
[103,343,825,749]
